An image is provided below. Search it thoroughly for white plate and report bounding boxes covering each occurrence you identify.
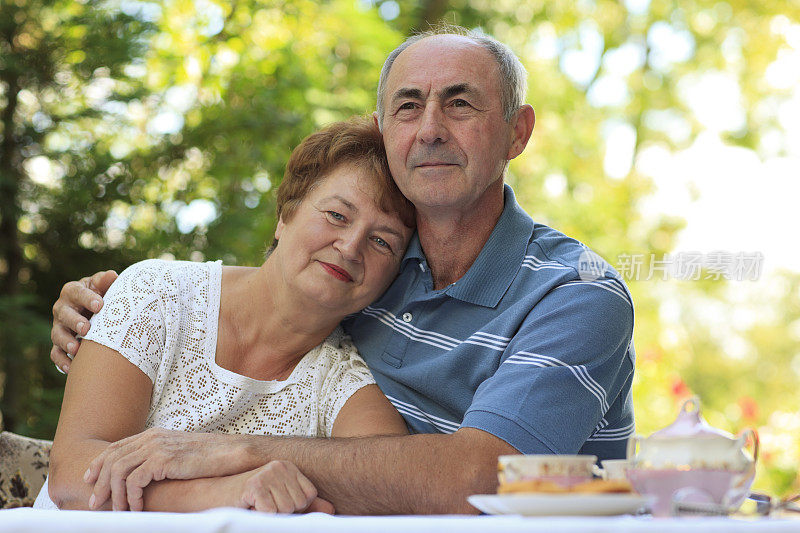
[468,493,654,516]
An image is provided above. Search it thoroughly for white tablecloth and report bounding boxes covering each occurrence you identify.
[1,508,798,533]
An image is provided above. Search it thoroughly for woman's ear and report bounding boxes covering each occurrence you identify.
[275,215,285,240]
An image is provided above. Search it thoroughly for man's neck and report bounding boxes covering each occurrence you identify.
[416,183,505,290]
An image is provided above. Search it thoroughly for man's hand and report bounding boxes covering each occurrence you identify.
[51,270,117,373]
[215,462,335,514]
[86,428,254,511]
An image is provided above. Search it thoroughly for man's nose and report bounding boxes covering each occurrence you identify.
[416,104,449,145]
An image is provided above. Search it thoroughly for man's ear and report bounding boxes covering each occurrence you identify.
[275,215,285,240]
[372,111,381,129]
[506,104,535,160]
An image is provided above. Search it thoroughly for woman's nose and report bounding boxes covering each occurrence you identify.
[334,230,364,263]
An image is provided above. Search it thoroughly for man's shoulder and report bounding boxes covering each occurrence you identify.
[527,223,625,287]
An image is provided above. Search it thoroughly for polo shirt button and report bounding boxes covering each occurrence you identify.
[402,312,413,323]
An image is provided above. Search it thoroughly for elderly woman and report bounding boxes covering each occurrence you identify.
[35,118,415,513]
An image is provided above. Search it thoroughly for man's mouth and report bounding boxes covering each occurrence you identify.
[417,161,456,166]
[416,162,458,171]
[319,262,354,282]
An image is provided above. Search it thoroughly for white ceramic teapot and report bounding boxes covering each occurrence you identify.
[626,397,758,516]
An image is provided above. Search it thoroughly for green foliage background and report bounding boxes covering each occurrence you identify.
[1,0,798,498]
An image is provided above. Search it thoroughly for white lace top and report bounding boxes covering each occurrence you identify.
[35,259,376,509]
[85,258,376,436]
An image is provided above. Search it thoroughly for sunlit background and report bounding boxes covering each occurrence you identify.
[1,0,798,497]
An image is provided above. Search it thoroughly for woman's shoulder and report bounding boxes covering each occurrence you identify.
[119,258,219,277]
[101,259,222,316]
[318,326,359,362]
[313,327,377,437]
[290,327,366,380]
[115,259,220,292]
[310,327,373,383]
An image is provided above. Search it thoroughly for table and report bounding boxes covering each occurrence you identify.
[2,508,799,533]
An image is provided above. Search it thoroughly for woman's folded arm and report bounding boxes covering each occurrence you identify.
[48,339,331,513]
[48,339,225,512]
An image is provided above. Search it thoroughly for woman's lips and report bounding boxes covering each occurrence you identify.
[319,261,353,282]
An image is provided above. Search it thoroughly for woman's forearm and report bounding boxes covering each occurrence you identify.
[50,438,229,512]
[141,476,226,512]
[49,438,113,510]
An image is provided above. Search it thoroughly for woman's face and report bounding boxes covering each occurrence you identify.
[272,163,413,316]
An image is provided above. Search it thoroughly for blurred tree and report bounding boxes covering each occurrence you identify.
[1,0,156,433]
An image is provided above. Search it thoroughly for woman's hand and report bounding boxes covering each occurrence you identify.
[86,428,255,511]
[213,461,335,514]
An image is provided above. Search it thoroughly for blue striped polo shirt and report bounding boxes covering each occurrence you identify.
[344,184,635,460]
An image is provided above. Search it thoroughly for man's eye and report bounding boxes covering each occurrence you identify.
[452,99,470,107]
[398,102,416,111]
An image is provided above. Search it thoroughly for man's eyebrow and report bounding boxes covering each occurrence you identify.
[437,83,475,101]
[391,87,424,103]
[392,84,478,104]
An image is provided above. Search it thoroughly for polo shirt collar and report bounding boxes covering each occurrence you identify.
[400,231,425,267]
[402,184,535,308]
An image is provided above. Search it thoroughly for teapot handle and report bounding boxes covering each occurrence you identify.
[679,396,701,415]
[738,427,759,463]
[626,434,641,461]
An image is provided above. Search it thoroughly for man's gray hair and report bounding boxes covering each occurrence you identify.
[376,24,528,130]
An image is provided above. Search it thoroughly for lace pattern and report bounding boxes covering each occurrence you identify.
[84,259,376,438]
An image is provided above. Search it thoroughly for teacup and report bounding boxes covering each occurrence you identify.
[599,459,630,480]
[498,454,598,489]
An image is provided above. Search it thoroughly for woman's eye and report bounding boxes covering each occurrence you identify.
[327,211,345,222]
[373,237,391,250]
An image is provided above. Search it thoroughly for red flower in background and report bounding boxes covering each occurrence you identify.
[738,396,759,422]
[670,376,691,398]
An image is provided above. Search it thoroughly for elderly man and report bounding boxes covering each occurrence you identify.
[49,27,634,514]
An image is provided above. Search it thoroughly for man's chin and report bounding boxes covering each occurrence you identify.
[409,191,464,212]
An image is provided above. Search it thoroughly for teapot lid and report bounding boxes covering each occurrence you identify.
[650,397,734,439]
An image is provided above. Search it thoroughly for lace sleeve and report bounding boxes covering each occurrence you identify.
[82,259,170,382]
[318,334,377,437]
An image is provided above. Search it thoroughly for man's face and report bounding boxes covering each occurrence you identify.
[379,36,515,214]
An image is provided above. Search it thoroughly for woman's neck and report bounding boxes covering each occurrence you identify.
[216,262,341,380]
